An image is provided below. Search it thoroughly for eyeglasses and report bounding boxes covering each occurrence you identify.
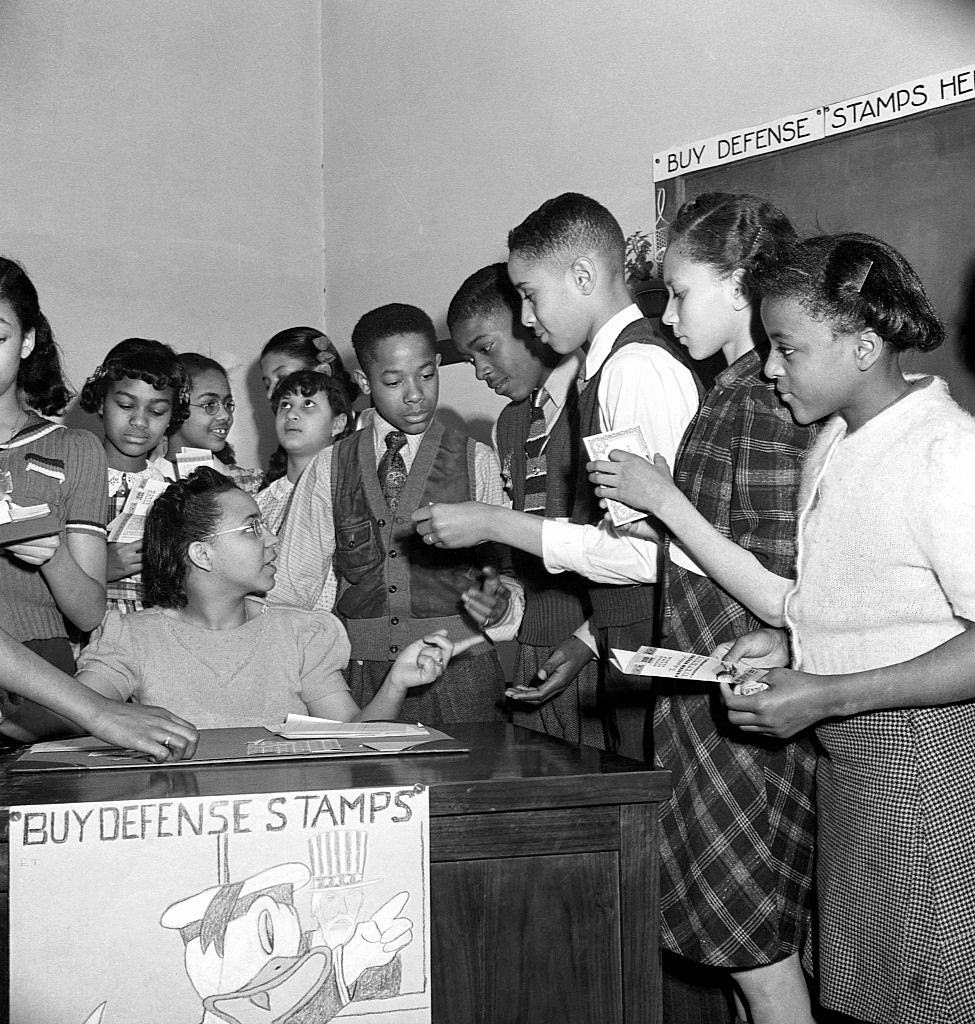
[190,398,236,416]
[205,517,272,541]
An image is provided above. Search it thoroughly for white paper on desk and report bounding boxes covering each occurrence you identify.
[107,478,168,543]
[27,736,113,753]
[273,714,432,740]
[611,645,769,687]
[583,425,654,526]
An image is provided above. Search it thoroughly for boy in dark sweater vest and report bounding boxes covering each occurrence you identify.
[273,303,521,725]
[447,263,604,748]
[414,194,699,759]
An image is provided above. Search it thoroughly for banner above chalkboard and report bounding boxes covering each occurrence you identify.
[653,63,975,181]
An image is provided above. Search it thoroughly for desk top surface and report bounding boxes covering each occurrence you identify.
[0,722,670,817]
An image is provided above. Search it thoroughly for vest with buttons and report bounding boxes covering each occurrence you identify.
[495,387,592,646]
[330,420,489,661]
[571,318,675,629]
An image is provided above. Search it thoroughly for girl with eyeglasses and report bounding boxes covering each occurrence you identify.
[165,353,264,495]
[0,467,453,737]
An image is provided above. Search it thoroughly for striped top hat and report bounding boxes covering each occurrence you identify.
[308,830,383,892]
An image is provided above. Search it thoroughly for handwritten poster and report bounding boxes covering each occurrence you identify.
[8,786,431,1024]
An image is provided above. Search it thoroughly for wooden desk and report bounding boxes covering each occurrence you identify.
[0,722,670,1024]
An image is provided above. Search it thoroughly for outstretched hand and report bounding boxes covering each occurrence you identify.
[588,451,677,518]
[388,630,454,690]
[411,501,494,549]
[505,635,595,706]
[462,566,509,628]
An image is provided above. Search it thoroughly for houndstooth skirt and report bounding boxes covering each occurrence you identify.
[813,702,975,1024]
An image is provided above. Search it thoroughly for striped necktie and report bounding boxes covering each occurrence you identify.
[378,430,408,510]
[523,386,550,515]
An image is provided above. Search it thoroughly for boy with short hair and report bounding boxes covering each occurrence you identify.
[272,303,521,725]
[448,263,603,748]
[414,194,700,758]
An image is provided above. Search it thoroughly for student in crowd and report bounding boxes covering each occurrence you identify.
[258,325,366,473]
[716,233,975,1024]
[0,468,454,737]
[79,338,187,613]
[589,194,819,1024]
[0,256,107,672]
[447,262,603,748]
[0,624,197,759]
[259,325,361,404]
[165,353,264,495]
[413,193,699,758]
[272,302,522,725]
[258,370,353,536]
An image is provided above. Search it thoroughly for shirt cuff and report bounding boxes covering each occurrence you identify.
[573,619,598,655]
[541,518,586,575]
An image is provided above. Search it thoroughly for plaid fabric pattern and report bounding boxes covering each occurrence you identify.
[654,349,819,967]
[522,387,549,514]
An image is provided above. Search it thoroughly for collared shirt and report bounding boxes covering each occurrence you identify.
[258,475,339,611]
[541,304,700,586]
[491,351,583,452]
[271,413,522,639]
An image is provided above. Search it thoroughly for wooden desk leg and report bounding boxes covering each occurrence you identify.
[619,803,662,1024]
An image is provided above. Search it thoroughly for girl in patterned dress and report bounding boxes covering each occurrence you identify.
[590,194,818,1023]
[165,353,264,495]
[79,338,187,614]
[720,234,975,1024]
[0,257,108,673]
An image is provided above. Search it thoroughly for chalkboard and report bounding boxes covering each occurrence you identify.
[659,99,975,413]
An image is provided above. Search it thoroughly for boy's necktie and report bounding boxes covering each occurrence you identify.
[523,386,550,515]
[378,430,408,510]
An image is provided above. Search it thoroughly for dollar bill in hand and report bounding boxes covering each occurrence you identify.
[583,425,653,527]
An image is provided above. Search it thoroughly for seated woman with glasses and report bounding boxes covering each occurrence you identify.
[164,353,265,495]
[0,468,453,740]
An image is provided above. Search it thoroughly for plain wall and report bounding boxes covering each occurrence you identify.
[5,2,975,462]
[322,0,975,441]
[1,0,325,468]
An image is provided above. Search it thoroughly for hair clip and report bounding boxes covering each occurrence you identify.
[312,334,334,353]
[177,385,192,406]
[850,259,874,294]
[83,365,109,388]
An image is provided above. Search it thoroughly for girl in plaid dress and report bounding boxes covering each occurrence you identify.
[591,194,818,1023]
[722,234,975,1024]
[80,338,187,614]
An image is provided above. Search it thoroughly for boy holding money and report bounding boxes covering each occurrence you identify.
[414,193,699,758]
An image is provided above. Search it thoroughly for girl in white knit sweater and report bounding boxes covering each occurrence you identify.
[719,234,975,1024]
